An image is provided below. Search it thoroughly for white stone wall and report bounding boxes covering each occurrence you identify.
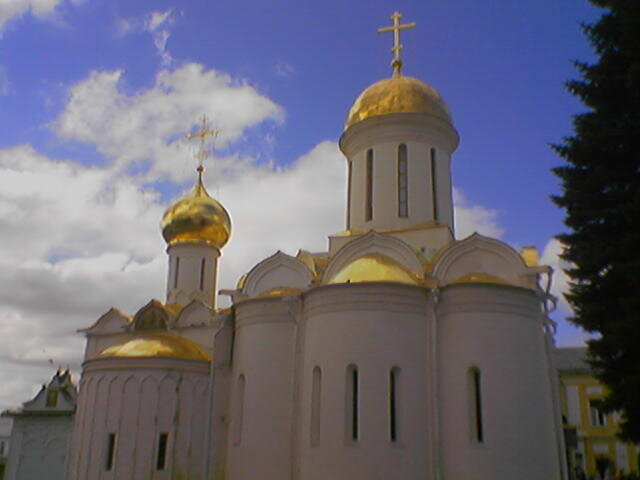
[67,358,210,480]
[226,298,297,480]
[437,284,562,480]
[340,113,458,236]
[5,415,73,480]
[297,283,432,480]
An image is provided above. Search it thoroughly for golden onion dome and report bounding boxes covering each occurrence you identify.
[344,76,452,130]
[327,253,421,285]
[161,168,231,249]
[97,333,210,362]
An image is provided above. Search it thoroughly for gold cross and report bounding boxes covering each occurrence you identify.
[186,114,220,172]
[377,11,416,78]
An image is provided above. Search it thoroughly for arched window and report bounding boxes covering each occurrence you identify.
[469,367,484,443]
[398,145,408,217]
[156,433,169,470]
[173,257,180,289]
[199,258,206,291]
[389,367,401,442]
[430,148,438,221]
[346,364,359,442]
[365,149,373,222]
[310,366,322,446]
[233,375,246,445]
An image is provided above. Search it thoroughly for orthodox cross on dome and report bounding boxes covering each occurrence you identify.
[186,114,220,177]
[377,11,416,78]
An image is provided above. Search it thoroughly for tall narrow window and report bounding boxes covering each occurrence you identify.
[310,366,322,446]
[233,375,246,445]
[469,367,483,443]
[346,364,359,442]
[430,148,438,221]
[199,258,206,291]
[365,149,373,221]
[346,160,352,229]
[397,144,408,217]
[105,433,116,471]
[174,257,180,289]
[389,367,400,442]
[589,400,606,426]
[156,433,168,470]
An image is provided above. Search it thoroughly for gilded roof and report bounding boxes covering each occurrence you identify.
[97,333,211,362]
[161,171,231,249]
[327,253,421,285]
[345,76,452,129]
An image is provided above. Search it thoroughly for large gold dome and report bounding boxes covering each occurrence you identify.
[345,76,452,129]
[97,333,211,361]
[161,170,231,249]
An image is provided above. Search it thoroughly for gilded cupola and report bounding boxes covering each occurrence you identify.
[344,76,452,129]
[161,166,232,249]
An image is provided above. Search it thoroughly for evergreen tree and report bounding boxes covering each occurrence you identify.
[553,0,640,442]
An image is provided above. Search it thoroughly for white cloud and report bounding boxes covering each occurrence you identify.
[0,0,62,32]
[146,9,172,32]
[145,9,174,66]
[274,60,296,78]
[453,188,504,239]
[53,63,283,181]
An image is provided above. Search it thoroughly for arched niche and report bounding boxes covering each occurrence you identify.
[322,231,423,284]
[243,251,314,297]
[432,233,530,287]
[80,308,131,335]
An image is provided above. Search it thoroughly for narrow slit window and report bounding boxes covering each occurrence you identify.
[346,160,352,229]
[430,148,438,221]
[156,433,168,470]
[346,365,359,442]
[174,257,180,289]
[233,375,246,445]
[469,367,484,443]
[199,258,206,291]
[365,149,373,221]
[310,366,322,446]
[398,144,408,217]
[389,367,400,442]
[105,433,116,471]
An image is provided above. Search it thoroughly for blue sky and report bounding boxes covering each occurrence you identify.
[0,0,601,409]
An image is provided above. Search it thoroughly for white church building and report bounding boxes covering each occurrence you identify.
[66,12,568,480]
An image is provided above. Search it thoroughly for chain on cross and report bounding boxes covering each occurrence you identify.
[186,114,220,174]
[377,11,416,78]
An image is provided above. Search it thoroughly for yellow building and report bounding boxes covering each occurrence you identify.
[556,347,639,479]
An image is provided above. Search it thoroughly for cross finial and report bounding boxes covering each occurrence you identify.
[186,115,220,192]
[186,114,220,176]
[377,11,416,78]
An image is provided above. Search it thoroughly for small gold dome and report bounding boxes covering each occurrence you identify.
[345,76,452,130]
[327,253,421,285]
[161,169,231,249]
[97,333,210,361]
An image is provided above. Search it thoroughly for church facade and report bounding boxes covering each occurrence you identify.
[66,13,567,480]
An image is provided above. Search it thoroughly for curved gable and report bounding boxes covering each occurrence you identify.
[131,300,170,331]
[80,308,131,335]
[433,233,529,287]
[174,299,212,328]
[322,231,423,283]
[243,251,314,297]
